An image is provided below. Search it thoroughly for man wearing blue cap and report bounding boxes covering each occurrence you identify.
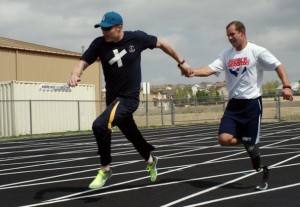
[68,11,190,189]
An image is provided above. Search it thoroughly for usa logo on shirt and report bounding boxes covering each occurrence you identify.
[228,57,249,77]
[229,66,248,77]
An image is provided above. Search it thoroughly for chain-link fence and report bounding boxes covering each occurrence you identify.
[1,95,299,138]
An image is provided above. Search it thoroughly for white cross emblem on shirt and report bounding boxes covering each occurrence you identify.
[108,49,127,67]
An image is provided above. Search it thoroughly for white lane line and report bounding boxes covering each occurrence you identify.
[10,136,299,199]
[19,170,258,206]
[0,143,216,189]
[0,149,94,162]
[15,136,300,205]
[159,135,300,207]
[0,160,140,189]
[0,132,215,172]
[2,149,299,190]
[0,157,91,173]
[19,163,300,207]
[0,148,241,188]
[161,153,300,207]
[4,124,300,205]
[0,125,211,151]
[0,133,214,162]
[2,140,299,188]
[185,182,300,207]
[25,145,244,204]
[0,164,204,190]
[0,146,151,170]
[261,127,300,138]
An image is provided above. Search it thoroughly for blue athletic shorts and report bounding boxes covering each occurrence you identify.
[218,97,262,145]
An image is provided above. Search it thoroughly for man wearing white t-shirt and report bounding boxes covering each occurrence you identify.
[183,21,293,190]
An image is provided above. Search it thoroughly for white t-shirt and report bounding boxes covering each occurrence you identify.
[208,42,281,99]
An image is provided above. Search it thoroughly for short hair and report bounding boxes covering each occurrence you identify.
[226,21,246,34]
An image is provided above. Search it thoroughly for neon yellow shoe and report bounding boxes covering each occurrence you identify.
[89,169,112,189]
[146,156,158,182]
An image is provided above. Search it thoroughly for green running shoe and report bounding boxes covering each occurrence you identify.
[146,156,158,182]
[89,169,112,189]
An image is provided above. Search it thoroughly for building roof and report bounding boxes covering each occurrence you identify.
[0,36,81,57]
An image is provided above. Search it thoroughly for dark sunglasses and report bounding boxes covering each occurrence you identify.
[101,27,113,31]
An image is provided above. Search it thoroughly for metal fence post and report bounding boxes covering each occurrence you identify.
[277,94,281,121]
[77,100,81,131]
[146,99,149,127]
[29,100,33,136]
[170,99,175,126]
[274,94,281,121]
[222,97,226,112]
[160,101,164,126]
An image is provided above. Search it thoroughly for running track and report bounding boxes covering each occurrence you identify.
[0,122,299,207]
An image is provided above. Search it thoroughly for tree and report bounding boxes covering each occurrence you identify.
[175,85,192,105]
[208,86,219,97]
[196,90,208,97]
[262,80,280,95]
[195,90,208,104]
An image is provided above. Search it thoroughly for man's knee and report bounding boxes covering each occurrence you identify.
[92,117,108,135]
[218,135,229,146]
[218,133,239,146]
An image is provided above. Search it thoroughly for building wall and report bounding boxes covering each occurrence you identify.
[0,81,97,136]
[0,49,17,80]
[0,47,102,101]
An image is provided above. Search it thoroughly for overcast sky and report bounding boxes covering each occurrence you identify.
[1,0,299,85]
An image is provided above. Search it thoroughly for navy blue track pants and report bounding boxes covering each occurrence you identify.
[92,97,155,166]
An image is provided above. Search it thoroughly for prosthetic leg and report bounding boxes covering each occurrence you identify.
[244,144,269,190]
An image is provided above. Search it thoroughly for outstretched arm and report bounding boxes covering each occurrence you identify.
[189,65,216,77]
[67,60,89,87]
[156,38,192,75]
[275,64,293,101]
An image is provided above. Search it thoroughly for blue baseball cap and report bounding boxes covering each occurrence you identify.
[94,11,123,28]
